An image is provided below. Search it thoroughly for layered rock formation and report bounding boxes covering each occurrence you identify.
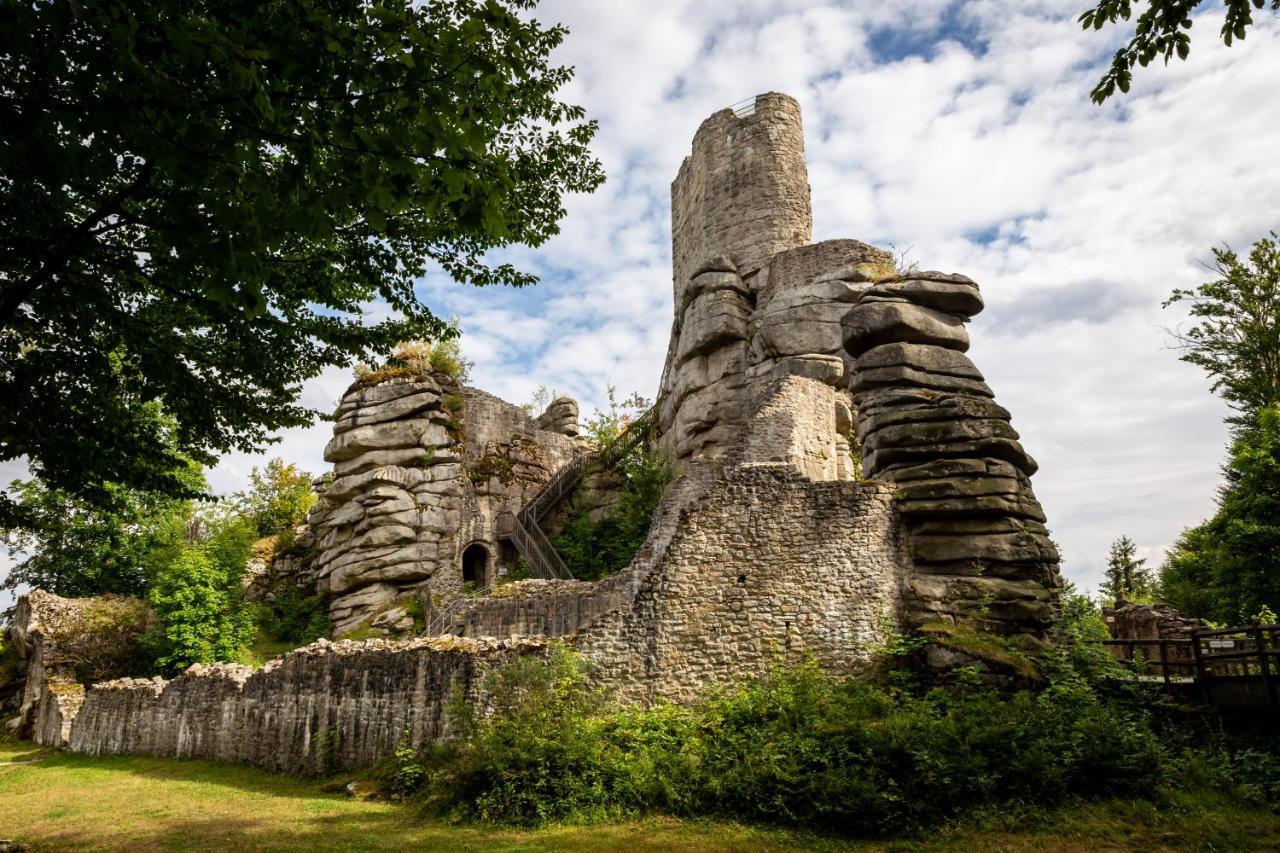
[843,274,1060,643]
[654,92,1060,647]
[273,376,585,635]
[304,374,467,634]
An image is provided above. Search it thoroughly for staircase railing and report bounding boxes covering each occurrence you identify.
[500,407,655,583]
[424,594,474,637]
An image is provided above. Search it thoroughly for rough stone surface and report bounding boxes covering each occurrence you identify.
[6,591,151,746]
[285,375,585,635]
[68,637,545,774]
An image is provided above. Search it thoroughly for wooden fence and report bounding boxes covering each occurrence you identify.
[1102,623,1279,707]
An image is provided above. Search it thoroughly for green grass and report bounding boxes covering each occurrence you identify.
[0,742,1277,852]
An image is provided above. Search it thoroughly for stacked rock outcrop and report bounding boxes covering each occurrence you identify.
[534,396,580,437]
[307,374,466,634]
[844,273,1060,643]
[266,377,586,636]
[657,92,1060,650]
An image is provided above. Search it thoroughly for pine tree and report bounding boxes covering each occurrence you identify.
[1102,535,1154,604]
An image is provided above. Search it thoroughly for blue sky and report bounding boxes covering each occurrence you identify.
[5,0,1280,604]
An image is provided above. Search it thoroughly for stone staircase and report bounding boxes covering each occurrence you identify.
[498,408,655,581]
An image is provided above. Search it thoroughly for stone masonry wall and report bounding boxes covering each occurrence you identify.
[68,637,545,774]
[579,466,906,704]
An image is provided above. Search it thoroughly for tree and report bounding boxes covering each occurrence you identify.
[1101,535,1154,603]
[1160,404,1280,622]
[0,0,603,523]
[1,457,203,599]
[1080,0,1280,103]
[1163,233,1280,424]
[143,516,258,672]
[232,458,316,538]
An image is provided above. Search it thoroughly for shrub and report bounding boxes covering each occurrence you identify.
[552,444,672,581]
[142,518,257,672]
[414,647,1270,835]
[41,595,155,682]
[255,586,329,647]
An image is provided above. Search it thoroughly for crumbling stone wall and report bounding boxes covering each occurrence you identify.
[68,636,544,774]
[579,465,906,704]
[6,591,151,746]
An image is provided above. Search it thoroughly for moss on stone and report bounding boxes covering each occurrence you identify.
[918,621,1040,681]
[467,454,515,485]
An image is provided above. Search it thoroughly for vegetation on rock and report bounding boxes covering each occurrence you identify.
[552,388,670,581]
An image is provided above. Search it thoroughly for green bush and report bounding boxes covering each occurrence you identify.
[552,445,672,581]
[415,645,1275,834]
[254,586,329,647]
[142,518,257,673]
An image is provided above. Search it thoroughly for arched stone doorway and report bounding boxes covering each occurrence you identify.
[462,542,489,588]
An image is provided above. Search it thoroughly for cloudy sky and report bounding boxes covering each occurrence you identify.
[4,1,1279,603]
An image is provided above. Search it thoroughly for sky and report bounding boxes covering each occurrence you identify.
[4,1,1280,604]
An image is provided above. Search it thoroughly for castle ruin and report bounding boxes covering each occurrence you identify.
[9,93,1061,770]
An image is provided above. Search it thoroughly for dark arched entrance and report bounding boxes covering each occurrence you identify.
[462,543,488,588]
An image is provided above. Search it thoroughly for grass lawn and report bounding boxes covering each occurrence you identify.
[1,741,1277,852]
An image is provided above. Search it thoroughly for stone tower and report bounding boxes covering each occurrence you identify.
[657,92,1061,647]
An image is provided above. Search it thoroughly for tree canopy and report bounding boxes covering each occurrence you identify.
[1101,535,1154,603]
[0,0,603,522]
[1080,0,1280,102]
[1163,232,1280,424]
[1160,404,1280,623]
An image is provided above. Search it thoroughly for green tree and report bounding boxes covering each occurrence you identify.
[233,458,316,538]
[0,0,603,525]
[1,460,203,599]
[1160,404,1280,622]
[1081,0,1280,103]
[1164,233,1280,424]
[143,515,258,672]
[1101,535,1154,603]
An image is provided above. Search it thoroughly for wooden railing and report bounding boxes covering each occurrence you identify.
[1102,623,1279,706]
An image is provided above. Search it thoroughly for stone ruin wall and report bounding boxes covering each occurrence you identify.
[66,637,544,774]
[24,91,1062,771]
[579,375,908,703]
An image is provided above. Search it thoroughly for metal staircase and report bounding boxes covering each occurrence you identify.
[498,408,654,581]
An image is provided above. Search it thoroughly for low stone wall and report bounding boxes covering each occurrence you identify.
[446,574,637,639]
[5,591,151,746]
[68,636,545,774]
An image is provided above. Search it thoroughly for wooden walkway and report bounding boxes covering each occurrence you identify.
[1103,623,1280,708]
